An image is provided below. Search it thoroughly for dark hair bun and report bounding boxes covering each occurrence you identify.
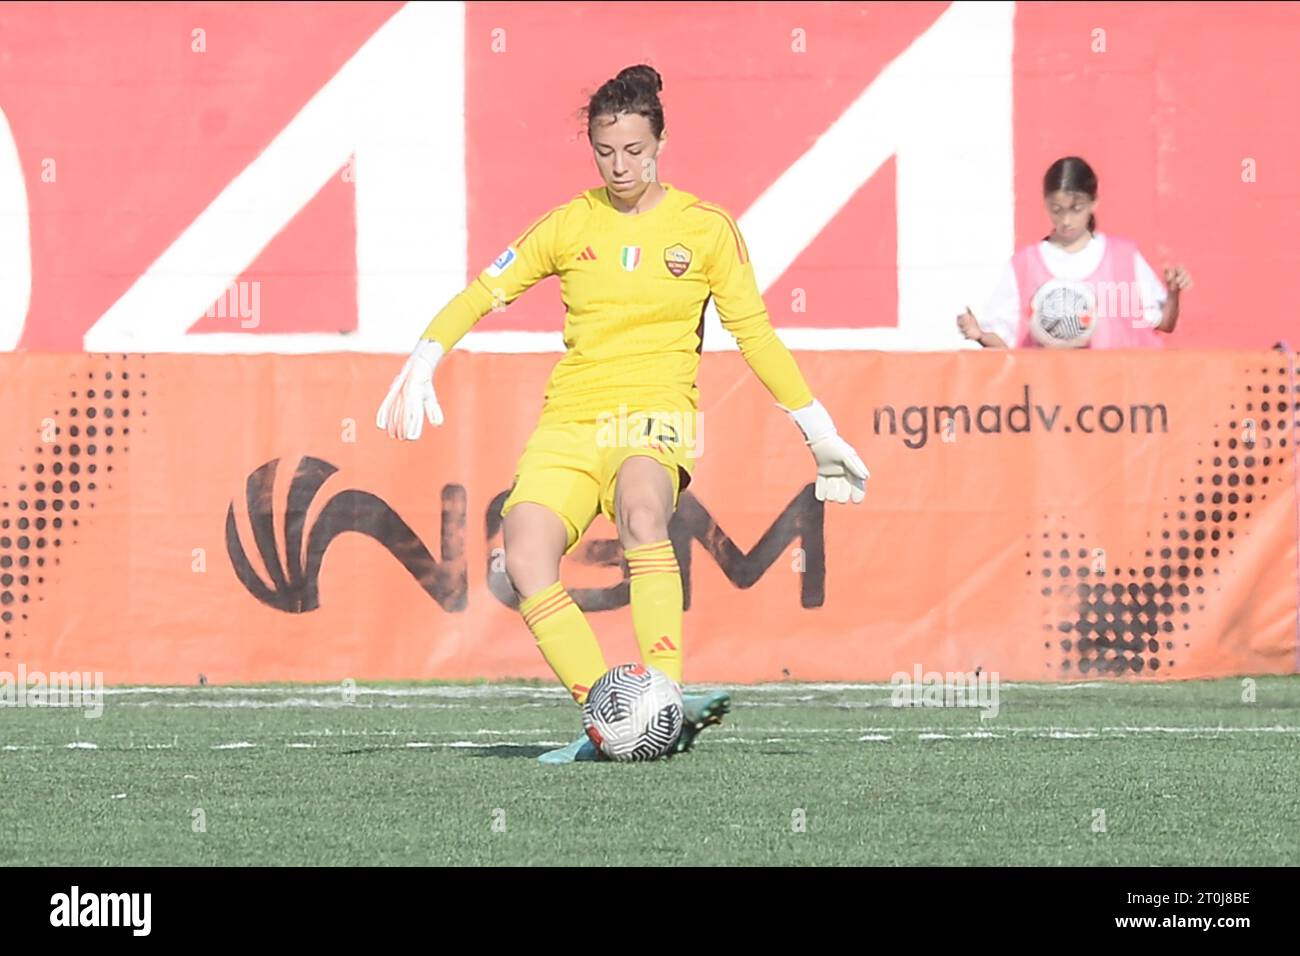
[616,64,663,95]
[582,65,666,138]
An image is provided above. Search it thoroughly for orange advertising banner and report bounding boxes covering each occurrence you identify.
[2,349,1296,684]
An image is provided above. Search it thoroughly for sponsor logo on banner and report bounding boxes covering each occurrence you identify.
[226,455,828,614]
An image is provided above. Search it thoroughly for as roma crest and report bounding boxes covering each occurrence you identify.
[663,243,692,277]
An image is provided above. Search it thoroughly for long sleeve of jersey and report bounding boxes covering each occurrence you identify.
[420,206,563,351]
[704,218,815,411]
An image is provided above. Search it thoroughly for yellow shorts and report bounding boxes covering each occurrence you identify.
[500,414,696,555]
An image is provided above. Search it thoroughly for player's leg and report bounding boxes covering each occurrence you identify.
[503,502,607,765]
[500,424,606,707]
[609,452,730,753]
[500,423,609,764]
[503,502,607,707]
[613,454,683,682]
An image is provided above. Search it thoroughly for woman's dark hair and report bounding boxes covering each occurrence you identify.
[582,64,664,139]
[1043,156,1098,233]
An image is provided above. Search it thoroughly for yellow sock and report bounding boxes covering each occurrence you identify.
[519,581,607,704]
[625,540,683,683]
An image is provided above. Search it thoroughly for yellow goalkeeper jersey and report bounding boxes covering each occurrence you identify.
[422,182,813,425]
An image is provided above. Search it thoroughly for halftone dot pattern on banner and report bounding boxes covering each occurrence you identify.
[1035,361,1297,676]
[0,355,147,657]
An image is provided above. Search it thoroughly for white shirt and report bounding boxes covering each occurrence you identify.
[981,233,1168,346]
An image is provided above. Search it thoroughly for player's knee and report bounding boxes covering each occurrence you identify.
[502,503,569,597]
[503,543,560,598]
[618,502,669,549]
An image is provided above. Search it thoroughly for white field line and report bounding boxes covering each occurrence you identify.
[93,679,1192,699]
[272,725,1300,737]
[4,724,1299,756]
[98,686,572,698]
[121,700,478,709]
[105,695,1168,711]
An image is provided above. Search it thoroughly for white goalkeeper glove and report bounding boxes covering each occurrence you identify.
[376,338,445,441]
[783,399,869,504]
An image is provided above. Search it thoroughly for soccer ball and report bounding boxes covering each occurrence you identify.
[1029,278,1098,348]
[582,663,684,761]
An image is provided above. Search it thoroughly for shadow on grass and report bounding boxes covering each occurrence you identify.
[317,745,556,758]
[466,745,554,759]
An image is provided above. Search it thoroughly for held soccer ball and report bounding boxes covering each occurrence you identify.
[1028,278,1099,348]
[582,663,684,761]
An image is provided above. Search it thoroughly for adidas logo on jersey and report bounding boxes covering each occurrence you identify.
[577,245,598,261]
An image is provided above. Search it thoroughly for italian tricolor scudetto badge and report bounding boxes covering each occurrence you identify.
[621,246,641,271]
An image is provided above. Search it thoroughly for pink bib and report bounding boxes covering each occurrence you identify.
[1011,235,1163,349]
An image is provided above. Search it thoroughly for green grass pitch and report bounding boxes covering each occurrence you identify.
[2,677,1297,865]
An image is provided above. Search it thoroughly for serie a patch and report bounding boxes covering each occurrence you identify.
[485,246,517,277]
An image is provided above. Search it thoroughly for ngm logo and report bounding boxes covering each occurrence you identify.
[226,456,829,614]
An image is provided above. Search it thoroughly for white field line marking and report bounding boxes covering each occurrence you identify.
[4,725,1298,756]
[123,700,473,709]
[134,698,632,710]
[442,740,543,748]
[358,724,1300,736]
[2,728,1293,756]
[118,699,560,711]
[96,679,1194,699]
[111,694,1195,711]
[287,728,552,737]
[859,726,1300,735]
[44,724,1300,744]
[135,724,1300,742]
[99,686,570,698]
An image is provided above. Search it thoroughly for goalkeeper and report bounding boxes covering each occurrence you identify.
[377,64,868,763]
